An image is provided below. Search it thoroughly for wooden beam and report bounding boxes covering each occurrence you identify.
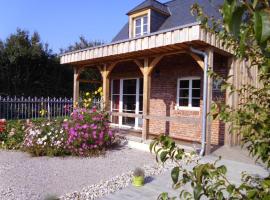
[73,67,80,106]
[205,48,214,155]
[78,79,102,84]
[225,56,235,146]
[148,55,164,75]
[134,59,144,74]
[189,52,204,70]
[111,112,200,124]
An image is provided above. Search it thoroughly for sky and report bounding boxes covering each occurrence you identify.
[0,0,168,53]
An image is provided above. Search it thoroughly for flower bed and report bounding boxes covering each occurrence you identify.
[63,107,114,156]
[0,89,115,157]
[0,119,6,133]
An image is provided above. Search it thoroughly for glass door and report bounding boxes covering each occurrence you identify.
[122,79,137,126]
[111,78,143,129]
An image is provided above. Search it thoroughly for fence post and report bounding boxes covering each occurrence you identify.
[47,97,50,121]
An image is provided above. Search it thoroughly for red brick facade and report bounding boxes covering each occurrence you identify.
[110,53,227,146]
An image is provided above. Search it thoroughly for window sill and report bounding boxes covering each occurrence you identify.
[175,106,200,111]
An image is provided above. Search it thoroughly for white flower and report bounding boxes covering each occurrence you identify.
[46,122,50,126]
[41,124,45,127]
[37,138,43,145]
[42,136,47,141]
[48,132,52,136]
[60,129,64,134]
[63,118,68,122]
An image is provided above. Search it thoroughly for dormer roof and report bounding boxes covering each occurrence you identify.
[112,0,223,42]
[127,0,170,16]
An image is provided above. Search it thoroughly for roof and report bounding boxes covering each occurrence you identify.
[127,0,170,15]
[112,0,223,42]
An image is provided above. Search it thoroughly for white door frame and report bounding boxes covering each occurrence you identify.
[111,78,142,130]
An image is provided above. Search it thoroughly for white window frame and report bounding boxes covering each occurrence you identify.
[110,78,142,130]
[133,15,148,37]
[176,77,201,111]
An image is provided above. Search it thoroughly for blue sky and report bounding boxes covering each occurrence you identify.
[0,0,168,53]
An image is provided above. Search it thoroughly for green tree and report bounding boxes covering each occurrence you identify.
[59,36,103,53]
[151,0,270,199]
[59,35,104,95]
[0,29,73,97]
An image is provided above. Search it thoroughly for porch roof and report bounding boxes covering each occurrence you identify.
[60,23,232,66]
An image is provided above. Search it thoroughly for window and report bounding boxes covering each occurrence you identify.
[177,77,201,110]
[134,15,148,37]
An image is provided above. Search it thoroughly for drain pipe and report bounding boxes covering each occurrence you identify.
[190,47,208,157]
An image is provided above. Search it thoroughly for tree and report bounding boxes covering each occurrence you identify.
[151,0,270,199]
[0,29,73,97]
[59,36,104,95]
[59,36,104,53]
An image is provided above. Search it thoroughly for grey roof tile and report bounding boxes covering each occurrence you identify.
[112,0,224,42]
[127,0,170,15]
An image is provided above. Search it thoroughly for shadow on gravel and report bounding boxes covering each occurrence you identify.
[144,176,155,184]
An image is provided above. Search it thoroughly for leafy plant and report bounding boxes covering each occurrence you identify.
[151,135,270,200]
[62,107,114,156]
[22,119,68,156]
[133,167,145,178]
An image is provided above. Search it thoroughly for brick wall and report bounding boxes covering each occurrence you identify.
[109,53,228,146]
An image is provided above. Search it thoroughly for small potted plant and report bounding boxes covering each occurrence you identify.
[132,167,145,187]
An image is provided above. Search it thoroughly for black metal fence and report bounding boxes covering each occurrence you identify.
[0,96,74,120]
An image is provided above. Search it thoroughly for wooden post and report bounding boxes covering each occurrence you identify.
[73,67,80,106]
[99,63,117,111]
[137,56,163,141]
[225,57,234,146]
[142,58,150,141]
[205,48,213,155]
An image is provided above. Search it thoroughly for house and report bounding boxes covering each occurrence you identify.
[60,0,257,154]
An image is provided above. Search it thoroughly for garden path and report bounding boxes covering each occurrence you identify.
[101,146,269,200]
[0,146,155,200]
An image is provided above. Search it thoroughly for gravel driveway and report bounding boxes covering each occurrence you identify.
[0,146,155,200]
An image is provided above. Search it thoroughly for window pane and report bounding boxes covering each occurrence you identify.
[123,95,136,111]
[143,16,148,24]
[112,79,120,94]
[135,27,141,36]
[135,18,141,26]
[179,89,189,98]
[192,80,200,88]
[138,118,143,128]
[179,98,188,106]
[112,95,119,110]
[122,116,135,126]
[123,79,136,94]
[139,95,143,112]
[143,25,147,34]
[192,89,200,98]
[192,99,200,107]
[139,78,143,95]
[180,80,189,88]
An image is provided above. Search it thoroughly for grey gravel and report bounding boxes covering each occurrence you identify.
[60,162,175,200]
[0,146,155,200]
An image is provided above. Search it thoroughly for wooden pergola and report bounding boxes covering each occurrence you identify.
[60,23,258,149]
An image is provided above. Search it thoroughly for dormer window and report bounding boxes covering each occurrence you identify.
[134,15,148,37]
